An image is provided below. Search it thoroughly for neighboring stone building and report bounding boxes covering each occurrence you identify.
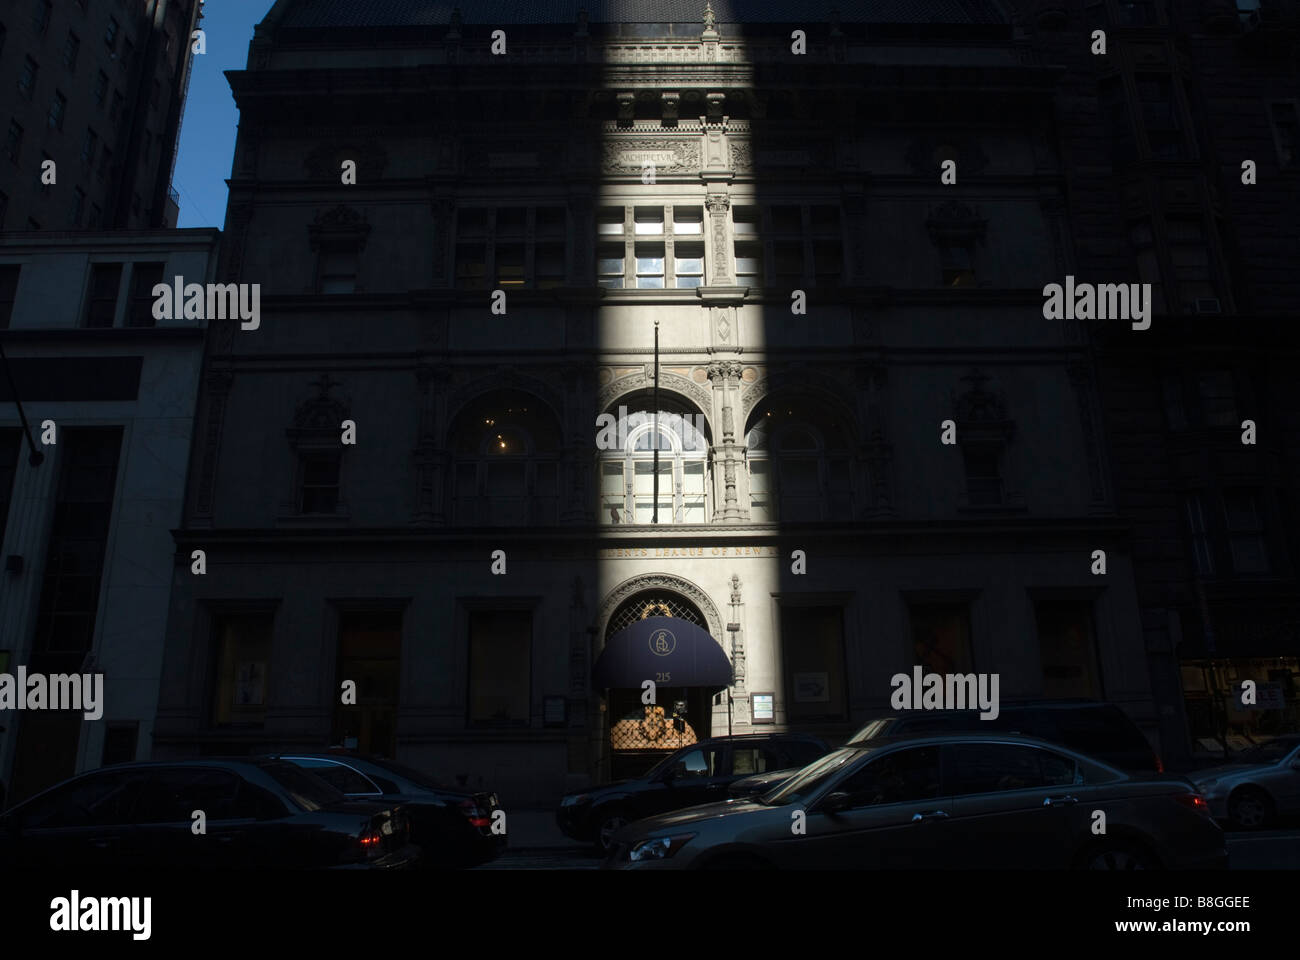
[0,228,220,803]
[0,0,203,231]
[1009,0,1300,766]
[154,0,1156,805]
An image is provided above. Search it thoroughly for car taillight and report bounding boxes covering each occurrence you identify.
[458,799,491,829]
[1175,793,1212,817]
[1155,756,1164,773]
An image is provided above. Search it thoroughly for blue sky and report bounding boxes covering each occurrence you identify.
[173,2,272,228]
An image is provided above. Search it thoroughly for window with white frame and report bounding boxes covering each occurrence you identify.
[598,407,709,524]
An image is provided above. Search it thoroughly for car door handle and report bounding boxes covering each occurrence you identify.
[1043,795,1079,807]
[911,810,950,822]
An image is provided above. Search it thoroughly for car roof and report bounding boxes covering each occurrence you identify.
[834,731,1105,756]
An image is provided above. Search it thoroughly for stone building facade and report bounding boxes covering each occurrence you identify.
[153,1,1156,804]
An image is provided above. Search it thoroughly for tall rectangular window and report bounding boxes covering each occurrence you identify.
[780,605,848,723]
[32,428,123,656]
[4,121,22,163]
[1166,216,1215,311]
[211,614,273,726]
[84,263,121,327]
[298,451,341,514]
[63,30,79,71]
[48,90,66,130]
[1224,491,1270,575]
[317,246,358,294]
[1137,74,1184,159]
[909,601,974,675]
[80,127,98,165]
[468,609,531,725]
[0,429,21,548]
[635,245,664,289]
[128,262,163,327]
[1196,370,1237,427]
[600,461,625,523]
[673,244,704,288]
[1034,594,1102,698]
[1185,494,1214,576]
[18,57,38,99]
[1129,219,1167,315]
[0,264,19,328]
[596,244,624,289]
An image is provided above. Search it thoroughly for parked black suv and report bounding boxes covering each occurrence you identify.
[558,733,829,852]
[846,699,1161,773]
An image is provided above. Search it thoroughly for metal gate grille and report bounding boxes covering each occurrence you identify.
[606,593,707,752]
[604,593,704,639]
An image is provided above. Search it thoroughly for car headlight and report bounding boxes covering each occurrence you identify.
[628,833,696,862]
[561,794,590,807]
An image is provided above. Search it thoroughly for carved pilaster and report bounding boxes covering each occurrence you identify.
[194,370,234,523]
[1067,360,1108,509]
[412,363,452,524]
[729,573,748,725]
[431,198,453,283]
[856,363,896,518]
[705,192,733,285]
[708,361,746,521]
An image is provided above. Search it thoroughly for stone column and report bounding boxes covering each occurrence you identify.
[413,363,451,525]
[707,360,746,521]
[855,362,896,519]
[705,191,733,285]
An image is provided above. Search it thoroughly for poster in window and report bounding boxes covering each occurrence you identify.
[235,661,266,706]
[793,672,829,704]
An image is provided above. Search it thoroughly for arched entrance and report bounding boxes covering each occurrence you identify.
[597,590,729,781]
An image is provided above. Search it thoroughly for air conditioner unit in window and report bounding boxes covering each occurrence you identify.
[1194,297,1223,314]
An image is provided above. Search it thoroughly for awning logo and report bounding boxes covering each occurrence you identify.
[650,629,676,657]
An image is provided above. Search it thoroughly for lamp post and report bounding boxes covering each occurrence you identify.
[652,318,659,524]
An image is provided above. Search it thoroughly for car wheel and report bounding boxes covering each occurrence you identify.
[1078,841,1157,870]
[595,811,629,853]
[1228,788,1274,831]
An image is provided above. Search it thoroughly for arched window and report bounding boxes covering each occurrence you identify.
[598,403,709,525]
[745,402,854,522]
[449,391,560,526]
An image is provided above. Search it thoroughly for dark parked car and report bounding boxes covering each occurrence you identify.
[271,752,505,867]
[847,699,1161,773]
[1192,734,1300,830]
[559,734,829,852]
[0,758,419,869]
[604,734,1225,870]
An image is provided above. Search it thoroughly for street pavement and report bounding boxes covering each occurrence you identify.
[477,809,1300,869]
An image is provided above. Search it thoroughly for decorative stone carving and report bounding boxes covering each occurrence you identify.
[308,205,371,251]
[706,192,731,282]
[729,140,752,171]
[445,369,565,430]
[601,137,700,173]
[598,370,713,426]
[597,573,725,650]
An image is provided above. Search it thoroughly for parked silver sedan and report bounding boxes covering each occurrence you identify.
[1193,734,1300,830]
[603,734,1226,870]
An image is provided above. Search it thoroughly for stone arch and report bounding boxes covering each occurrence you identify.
[596,572,725,656]
[741,371,858,434]
[444,369,564,434]
[598,369,715,437]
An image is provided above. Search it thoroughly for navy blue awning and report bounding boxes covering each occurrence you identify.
[592,616,732,691]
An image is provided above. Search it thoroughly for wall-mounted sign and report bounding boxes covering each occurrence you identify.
[793,672,829,704]
[544,696,567,727]
[751,693,774,723]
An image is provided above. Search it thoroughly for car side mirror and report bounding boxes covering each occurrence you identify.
[820,791,852,814]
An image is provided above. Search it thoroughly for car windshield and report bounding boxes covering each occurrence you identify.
[260,762,347,812]
[1236,737,1300,764]
[759,748,861,805]
[642,749,686,781]
[846,719,891,745]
